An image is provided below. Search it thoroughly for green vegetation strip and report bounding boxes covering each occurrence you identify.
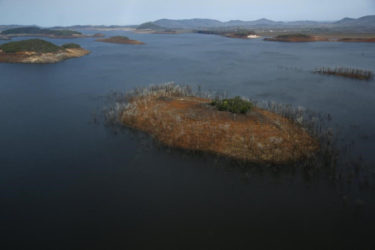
[61,43,81,49]
[0,39,82,53]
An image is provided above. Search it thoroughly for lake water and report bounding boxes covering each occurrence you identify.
[1,31,375,249]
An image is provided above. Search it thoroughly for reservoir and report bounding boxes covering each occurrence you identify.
[1,31,374,249]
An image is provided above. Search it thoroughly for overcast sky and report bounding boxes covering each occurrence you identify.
[0,0,374,26]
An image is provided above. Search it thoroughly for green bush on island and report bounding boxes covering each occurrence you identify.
[0,39,62,53]
[61,43,81,49]
[1,27,82,36]
[211,96,253,114]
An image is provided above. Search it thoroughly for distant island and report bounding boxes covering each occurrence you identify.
[1,27,105,39]
[196,30,260,39]
[264,34,328,42]
[118,84,318,164]
[337,38,375,42]
[96,36,144,45]
[264,33,375,43]
[0,39,90,63]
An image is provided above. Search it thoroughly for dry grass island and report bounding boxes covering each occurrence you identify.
[96,36,144,45]
[264,33,375,43]
[113,84,319,165]
[0,39,90,63]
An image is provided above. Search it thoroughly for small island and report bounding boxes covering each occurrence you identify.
[0,39,90,63]
[118,84,318,165]
[96,36,144,45]
[338,38,375,43]
[264,33,375,43]
[264,34,328,42]
[196,30,260,39]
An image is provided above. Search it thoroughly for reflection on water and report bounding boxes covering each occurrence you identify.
[0,31,374,249]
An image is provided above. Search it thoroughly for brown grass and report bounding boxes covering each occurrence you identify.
[120,88,319,165]
[314,67,373,80]
[0,48,90,63]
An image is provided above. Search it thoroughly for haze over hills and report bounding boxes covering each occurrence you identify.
[0,15,374,33]
[335,15,375,26]
[151,15,375,30]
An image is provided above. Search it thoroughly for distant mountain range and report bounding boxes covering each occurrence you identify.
[334,15,375,26]
[1,15,374,33]
[150,15,375,30]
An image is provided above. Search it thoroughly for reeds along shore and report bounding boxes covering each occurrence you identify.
[314,67,373,80]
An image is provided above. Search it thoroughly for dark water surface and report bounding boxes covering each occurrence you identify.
[1,32,375,249]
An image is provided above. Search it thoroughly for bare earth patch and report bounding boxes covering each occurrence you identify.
[0,48,90,63]
[120,91,319,165]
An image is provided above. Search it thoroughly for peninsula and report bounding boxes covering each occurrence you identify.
[0,39,90,63]
[96,36,144,45]
[119,84,319,165]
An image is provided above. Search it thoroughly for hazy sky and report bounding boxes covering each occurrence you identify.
[0,0,374,26]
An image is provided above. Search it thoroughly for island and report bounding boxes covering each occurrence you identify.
[196,30,260,39]
[264,34,329,42]
[118,84,319,165]
[0,39,90,63]
[1,27,105,39]
[263,33,375,43]
[96,36,144,45]
[338,38,375,42]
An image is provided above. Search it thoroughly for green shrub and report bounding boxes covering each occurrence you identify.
[211,96,253,114]
[0,39,62,53]
[61,43,81,49]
